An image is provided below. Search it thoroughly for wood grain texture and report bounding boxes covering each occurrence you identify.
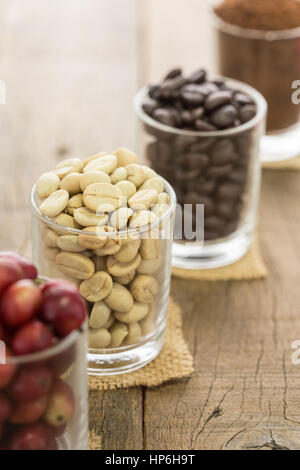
[138,0,215,83]
[89,389,143,450]
[1,0,300,451]
[0,0,142,450]
[140,0,300,450]
[144,170,300,450]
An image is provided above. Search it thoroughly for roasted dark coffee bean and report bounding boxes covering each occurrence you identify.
[234,92,253,106]
[175,169,200,181]
[223,220,240,236]
[205,90,233,112]
[177,153,190,169]
[197,196,215,216]
[239,105,257,123]
[212,78,226,87]
[143,67,256,132]
[159,87,175,100]
[187,68,206,84]
[149,84,160,100]
[236,133,252,148]
[196,83,219,97]
[142,98,159,115]
[185,191,203,205]
[192,107,205,120]
[141,68,258,242]
[216,201,236,219]
[152,108,176,127]
[157,140,173,163]
[171,76,187,90]
[170,108,182,127]
[218,84,232,92]
[181,84,205,107]
[205,215,224,231]
[161,76,187,94]
[181,110,194,124]
[144,122,174,141]
[217,183,242,199]
[210,139,238,165]
[150,161,173,174]
[205,230,221,241]
[173,101,184,112]
[211,150,238,166]
[235,134,253,157]
[190,139,215,152]
[186,152,209,171]
[210,137,235,157]
[207,164,233,178]
[164,68,182,81]
[157,168,174,180]
[229,168,248,184]
[210,104,238,128]
[175,135,198,153]
[181,92,205,108]
[193,178,216,195]
[195,120,217,131]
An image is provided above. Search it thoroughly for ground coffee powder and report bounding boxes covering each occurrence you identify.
[215,0,300,31]
[215,0,300,132]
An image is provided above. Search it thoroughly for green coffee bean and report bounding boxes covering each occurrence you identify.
[89,301,111,329]
[130,275,158,304]
[104,283,134,313]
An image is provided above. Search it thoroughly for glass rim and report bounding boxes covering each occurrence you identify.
[30,177,177,238]
[134,78,267,138]
[5,276,84,365]
[212,9,300,41]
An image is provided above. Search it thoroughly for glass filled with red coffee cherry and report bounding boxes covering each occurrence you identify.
[0,252,88,450]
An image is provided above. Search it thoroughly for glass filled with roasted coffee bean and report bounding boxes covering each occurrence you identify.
[213,0,300,163]
[31,150,176,375]
[134,68,267,269]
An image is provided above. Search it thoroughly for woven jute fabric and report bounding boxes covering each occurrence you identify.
[88,299,193,391]
[172,240,267,281]
[263,156,300,170]
[88,430,101,451]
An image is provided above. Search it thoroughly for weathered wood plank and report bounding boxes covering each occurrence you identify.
[144,170,300,450]
[0,0,142,450]
[89,389,143,450]
[1,0,300,451]
[138,0,214,82]
[140,0,300,450]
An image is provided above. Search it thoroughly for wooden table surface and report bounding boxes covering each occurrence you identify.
[1,0,300,450]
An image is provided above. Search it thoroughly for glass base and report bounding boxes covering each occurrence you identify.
[172,227,252,270]
[87,324,165,376]
[58,435,88,451]
[261,122,300,163]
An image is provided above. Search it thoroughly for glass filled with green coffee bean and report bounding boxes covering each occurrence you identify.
[31,149,176,375]
[135,68,267,269]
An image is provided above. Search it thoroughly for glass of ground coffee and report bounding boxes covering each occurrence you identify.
[134,68,267,269]
[213,0,300,163]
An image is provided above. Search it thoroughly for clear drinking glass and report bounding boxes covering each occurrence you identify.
[0,304,88,450]
[213,10,300,163]
[134,79,267,270]
[31,180,176,376]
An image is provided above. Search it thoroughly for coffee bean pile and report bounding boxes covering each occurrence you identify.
[142,68,257,132]
[142,68,258,241]
[35,150,172,349]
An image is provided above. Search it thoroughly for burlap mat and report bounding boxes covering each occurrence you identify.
[88,298,193,391]
[263,155,300,170]
[172,240,267,281]
[88,430,101,450]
